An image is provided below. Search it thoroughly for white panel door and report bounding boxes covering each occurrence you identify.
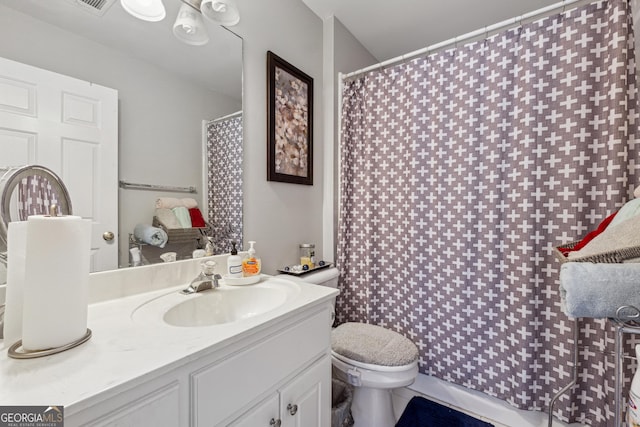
[0,57,118,271]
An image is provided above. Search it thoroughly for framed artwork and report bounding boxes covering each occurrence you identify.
[267,51,313,185]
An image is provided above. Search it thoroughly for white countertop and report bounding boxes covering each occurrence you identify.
[0,260,337,415]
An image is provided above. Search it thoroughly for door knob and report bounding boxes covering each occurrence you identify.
[269,418,281,427]
[102,231,115,241]
[287,403,298,416]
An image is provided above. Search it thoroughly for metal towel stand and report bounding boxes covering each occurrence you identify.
[547,317,579,427]
[613,308,640,427]
[548,310,640,427]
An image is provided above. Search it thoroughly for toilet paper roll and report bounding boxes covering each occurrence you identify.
[21,215,91,351]
[3,222,28,348]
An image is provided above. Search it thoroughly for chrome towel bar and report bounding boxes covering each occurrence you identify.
[119,180,197,194]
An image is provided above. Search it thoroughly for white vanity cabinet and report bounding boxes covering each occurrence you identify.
[65,303,332,427]
[192,307,332,426]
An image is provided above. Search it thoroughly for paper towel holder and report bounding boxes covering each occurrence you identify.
[7,328,92,359]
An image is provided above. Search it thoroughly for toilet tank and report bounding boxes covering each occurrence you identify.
[299,267,339,288]
[297,267,339,325]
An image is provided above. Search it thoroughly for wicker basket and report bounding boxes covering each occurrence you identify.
[152,216,205,244]
[553,240,640,264]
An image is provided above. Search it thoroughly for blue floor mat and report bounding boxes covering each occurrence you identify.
[396,396,495,427]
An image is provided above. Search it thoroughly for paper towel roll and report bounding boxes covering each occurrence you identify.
[3,222,28,348]
[21,215,91,351]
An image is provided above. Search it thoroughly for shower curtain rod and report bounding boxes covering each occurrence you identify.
[342,0,596,81]
[209,110,242,124]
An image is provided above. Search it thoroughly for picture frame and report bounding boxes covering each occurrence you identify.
[267,51,314,185]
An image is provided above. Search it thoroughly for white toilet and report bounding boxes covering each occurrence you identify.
[297,267,419,427]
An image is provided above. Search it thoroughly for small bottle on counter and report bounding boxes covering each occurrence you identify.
[205,237,214,256]
[299,243,315,269]
[227,241,243,278]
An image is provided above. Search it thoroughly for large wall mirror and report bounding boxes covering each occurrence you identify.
[0,0,243,279]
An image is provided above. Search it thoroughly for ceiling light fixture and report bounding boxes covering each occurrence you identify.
[120,0,166,22]
[200,0,240,26]
[173,2,209,45]
[120,0,239,46]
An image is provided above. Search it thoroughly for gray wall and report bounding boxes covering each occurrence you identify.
[321,16,377,262]
[232,0,325,273]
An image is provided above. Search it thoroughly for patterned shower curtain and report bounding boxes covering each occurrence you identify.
[206,113,243,253]
[337,0,639,425]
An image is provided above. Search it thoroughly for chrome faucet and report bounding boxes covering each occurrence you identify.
[181,261,221,295]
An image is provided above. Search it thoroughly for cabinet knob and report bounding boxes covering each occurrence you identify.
[287,403,298,416]
[103,231,115,241]
[269,418,281,427]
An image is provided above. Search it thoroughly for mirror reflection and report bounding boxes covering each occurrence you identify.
[0,0,243,279]
[205,112,243,254]
[0,165,74,254]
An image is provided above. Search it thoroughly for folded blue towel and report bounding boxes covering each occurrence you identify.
[134,223,168,248]
[559,263,640,318]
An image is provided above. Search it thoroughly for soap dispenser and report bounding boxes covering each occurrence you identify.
[227,241,243,278]
[242,241,261,277]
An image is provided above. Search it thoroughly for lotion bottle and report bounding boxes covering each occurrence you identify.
[242,241,261,276]
[227,241,243,278]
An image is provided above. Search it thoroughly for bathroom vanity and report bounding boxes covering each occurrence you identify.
[0,256,338,426]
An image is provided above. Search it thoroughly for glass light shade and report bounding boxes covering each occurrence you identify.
[120,0,166,22]
[173,3,209,46]
[200,0,240,26]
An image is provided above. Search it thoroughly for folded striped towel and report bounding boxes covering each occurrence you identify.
[568,215,640,260]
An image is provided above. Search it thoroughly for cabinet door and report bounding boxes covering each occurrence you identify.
[192,309,330,426]
[280,356,331,427]
[229,394,279,427]
[76,382,181,427]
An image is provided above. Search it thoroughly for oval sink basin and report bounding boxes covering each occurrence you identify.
[165,287,285,326]
[132,278,300,327]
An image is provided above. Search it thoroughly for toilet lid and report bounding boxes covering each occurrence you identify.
[331,322,419,367]
[332,350,418,372]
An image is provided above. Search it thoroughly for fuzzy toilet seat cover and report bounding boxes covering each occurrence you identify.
[331,322,419,367]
